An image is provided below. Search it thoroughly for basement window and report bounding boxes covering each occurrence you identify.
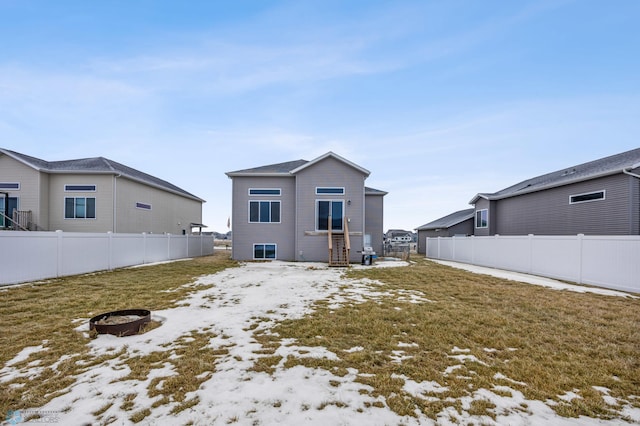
[570,190,605,204]
[254,243,276,259]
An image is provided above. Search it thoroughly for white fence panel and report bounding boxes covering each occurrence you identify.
[111,234,146,269]
[145,234,169,263]
[426,234,640,294]
[581,236,640,291]
[60,233,110,277]
[169,235,188,260]
[0,231,215,286]
[530,236,581,282]
[453,238,474,264]
[2,232,59,284]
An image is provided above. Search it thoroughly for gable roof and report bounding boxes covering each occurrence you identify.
[225,159,309,177]
[290,152,370,176]
[365,186,388,196]
[226,152,370,177]
[0,148,204,202]
[470,147,640,204]
[415,208,475,231]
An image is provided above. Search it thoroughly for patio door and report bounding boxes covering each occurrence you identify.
[0,197,18,227]
[317,200,343,232]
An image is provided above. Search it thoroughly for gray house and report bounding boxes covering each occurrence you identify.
[415,208,474,254]
[0,148,205,234]
[226,152,387,264]
[470,148,640,236]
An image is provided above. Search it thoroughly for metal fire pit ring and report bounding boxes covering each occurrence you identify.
[89,309,151,337]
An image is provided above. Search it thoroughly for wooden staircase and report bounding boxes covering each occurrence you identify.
[328,215,350,267]
[1,210,32,231]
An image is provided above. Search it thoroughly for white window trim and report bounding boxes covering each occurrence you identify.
[0,182,20,190]
[248,200,281,224]
[315,199,344,232]
[569,190,606,204]
[475,209,488,229]
[248,188,281,196]
[315,187,345,195]
[64,184,97,192]
[253,243,277,260]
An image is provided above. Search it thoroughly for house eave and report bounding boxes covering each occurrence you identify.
[472,169,625,203]
[290,151,370,176]
[47,169,206,203]
[225,172,294,178]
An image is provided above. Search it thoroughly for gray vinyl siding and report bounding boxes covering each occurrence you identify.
[230,176,296,261]
[494,174,639,235]
[365,194,384,255]
[417,219,473,254]
[294,156,366,262]
[473,198,492,236]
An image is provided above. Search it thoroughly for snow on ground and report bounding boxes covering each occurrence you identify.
[2,260,639,425]
[431,260,637,298]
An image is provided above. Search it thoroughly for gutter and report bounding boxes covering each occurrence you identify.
[622,163,640,179]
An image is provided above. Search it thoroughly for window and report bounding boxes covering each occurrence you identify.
[65,184,96,192]
[136,202,152,210]
[249,201,280,223]
[317,200,343,231]
[249,188,281,196]
[65,197,96,219]
[570,190,605,204]
[316,187,344,195]
[254,243,276,259]
[475,209,488,228]
[0,182,19,190]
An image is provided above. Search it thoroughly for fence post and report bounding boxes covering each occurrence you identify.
[167,233,171,260]
[452,236,456,261]
[471,235,475,265]
[56,230,63,278]
[107,231,113,271]
[142,233,147,264]
[528,234,534,274]
[577,233,584,284]
[437,237,441,259]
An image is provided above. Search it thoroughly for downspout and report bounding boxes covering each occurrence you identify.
[113,174,121,232]
[622,164,640,234]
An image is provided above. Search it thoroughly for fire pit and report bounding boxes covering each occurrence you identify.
[89,309,151,336]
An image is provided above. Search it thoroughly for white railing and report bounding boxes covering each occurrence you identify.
[426,234,640,294]
[0,231,215,286]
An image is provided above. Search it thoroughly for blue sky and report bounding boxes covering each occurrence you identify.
[1,0,639,232]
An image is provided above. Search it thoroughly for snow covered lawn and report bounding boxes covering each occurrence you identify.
[1,255,639,425]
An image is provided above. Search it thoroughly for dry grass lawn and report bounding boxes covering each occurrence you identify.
[1,252,638,423]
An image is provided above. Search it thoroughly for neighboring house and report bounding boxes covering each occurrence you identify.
[0,148,205,234]
[469,148,640,236]
[414,208,474,254]
[385,229,414,244]
[225,152,387,264]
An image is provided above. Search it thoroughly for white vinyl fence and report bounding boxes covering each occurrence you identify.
[426,234,640,294]
[0,231,215,286]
